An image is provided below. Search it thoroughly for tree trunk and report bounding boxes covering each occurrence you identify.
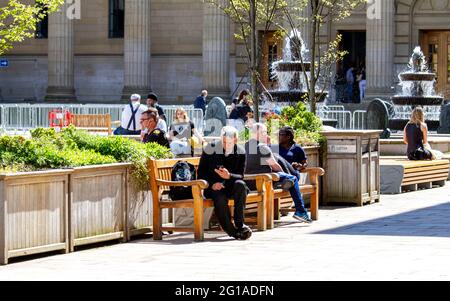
[250,0,259,121]
[309,0,318,115]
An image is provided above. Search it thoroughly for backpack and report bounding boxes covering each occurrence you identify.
[169,161,197,200]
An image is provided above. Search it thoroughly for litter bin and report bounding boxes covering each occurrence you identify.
[322,130,382,206]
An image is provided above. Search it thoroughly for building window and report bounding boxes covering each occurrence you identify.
[35,3,48,39]
[109,0,125,38]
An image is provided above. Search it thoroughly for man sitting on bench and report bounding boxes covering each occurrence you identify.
[198,126,252,240]
[245,123,312,223]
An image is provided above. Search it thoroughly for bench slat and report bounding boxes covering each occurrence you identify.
[403,165,449,173]
[403,168,450,178]
[380,159,449,167]
[402,174,448,185]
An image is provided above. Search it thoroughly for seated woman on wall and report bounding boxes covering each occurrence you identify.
[169,107,205,156]
[403,107,433,160]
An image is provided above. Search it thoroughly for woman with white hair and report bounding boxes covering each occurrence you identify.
[113,93,147,135]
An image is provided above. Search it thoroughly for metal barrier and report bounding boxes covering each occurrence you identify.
[162,105,204,133]
[317,105,352,129]
[352,110,367,130]
[0,104,204,133]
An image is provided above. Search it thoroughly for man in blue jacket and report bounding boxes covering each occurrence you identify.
[194,90,208,115]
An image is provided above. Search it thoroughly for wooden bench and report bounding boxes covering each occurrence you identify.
[269,168,324,227]
[380,158,449,194]
[242,169,324,227]
[148,157,272,241]
[70,114,112,135]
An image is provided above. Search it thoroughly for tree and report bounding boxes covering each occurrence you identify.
[0,0,64,56]
[205,0,367,116]
[204,0,288,121]
[281,0,367,114]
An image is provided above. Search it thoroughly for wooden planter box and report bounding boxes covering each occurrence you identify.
[127,183,153,239]
[71,163,169,242]
[322,130,382,206]
[69,164,128,251]
[0,170,71,265]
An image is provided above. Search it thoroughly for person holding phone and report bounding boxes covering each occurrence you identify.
[197,126,252,240]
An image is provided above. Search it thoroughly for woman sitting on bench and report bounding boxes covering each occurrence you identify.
[403,107,432,160]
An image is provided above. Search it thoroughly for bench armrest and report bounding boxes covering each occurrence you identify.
[243,173,272,181]
[302,167,325,177]
[270,173,281,181]
[156,179,209,190]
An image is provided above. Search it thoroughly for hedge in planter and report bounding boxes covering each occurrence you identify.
[256,102,324,147]
[0,126,173,189]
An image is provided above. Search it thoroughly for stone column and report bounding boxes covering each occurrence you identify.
[45,1,76,102]
[365,0,395,98]
[122,0,151,101]
[203,0,230,99]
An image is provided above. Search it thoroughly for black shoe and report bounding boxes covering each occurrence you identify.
[235,225,252,240]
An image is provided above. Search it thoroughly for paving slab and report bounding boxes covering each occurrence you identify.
[1,184,450,281]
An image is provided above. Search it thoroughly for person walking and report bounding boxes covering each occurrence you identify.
[345,66,355,102]
[357,66,366,102]
[194,90,208,116]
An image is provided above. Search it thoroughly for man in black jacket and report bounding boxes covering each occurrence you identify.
[198,126,252,240]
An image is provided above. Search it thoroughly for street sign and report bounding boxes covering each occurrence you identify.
[0,59,8,68]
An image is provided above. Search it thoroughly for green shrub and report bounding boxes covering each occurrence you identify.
[1,126,173,190]
[267,102,323,146]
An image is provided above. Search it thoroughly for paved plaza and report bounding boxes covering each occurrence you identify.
[1,184,450,281]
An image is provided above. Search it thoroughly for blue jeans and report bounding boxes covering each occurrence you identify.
[346,83,353,101]
[277,172,307,214]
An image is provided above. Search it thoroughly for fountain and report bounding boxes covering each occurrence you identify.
[267,30,326,104]
[367,46,444,133]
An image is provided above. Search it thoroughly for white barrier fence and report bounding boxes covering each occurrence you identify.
[352,110,367,130]
[0,104,204,133]
[0,102,367,132]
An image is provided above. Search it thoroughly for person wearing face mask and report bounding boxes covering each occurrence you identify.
[114,94,148,135]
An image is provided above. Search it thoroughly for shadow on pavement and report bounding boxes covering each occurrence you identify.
[313,201,450,238]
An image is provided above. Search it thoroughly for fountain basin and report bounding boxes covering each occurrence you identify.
[398,72,436,82]
[270,91,327,103]
[274,62,311,72]
[391,96,444,106]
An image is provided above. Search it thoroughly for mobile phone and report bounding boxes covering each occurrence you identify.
[216,165,224,169]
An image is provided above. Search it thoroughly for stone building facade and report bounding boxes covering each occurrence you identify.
[0,0,449,104]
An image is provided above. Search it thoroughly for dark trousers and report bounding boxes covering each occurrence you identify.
[113,126,141,135]
[205,180,249,237]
